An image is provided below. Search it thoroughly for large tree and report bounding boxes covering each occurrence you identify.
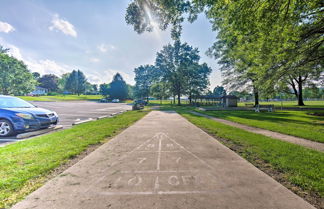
[185,63,212,104]
[58,73,71,93]
[65,70,87,95]
[125,0,324,106]
[99,83,110,98]
[108,73,128,100]
[150,82,170,104]
[0,51,36,95]
[38,74,59,92]
[134,65,156,102]
[155,40,201,105]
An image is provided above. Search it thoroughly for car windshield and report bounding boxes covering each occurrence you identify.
[0,97,35,108]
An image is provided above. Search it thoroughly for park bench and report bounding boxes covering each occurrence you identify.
[254,104,274,112]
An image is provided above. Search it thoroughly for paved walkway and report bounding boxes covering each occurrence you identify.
[191,111,324,152]
[12,111,315,209]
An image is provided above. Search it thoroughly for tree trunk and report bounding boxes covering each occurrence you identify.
[254,91,259,106]
[177,92,181,106]
[297,76,305,106]
[173,95,176,104]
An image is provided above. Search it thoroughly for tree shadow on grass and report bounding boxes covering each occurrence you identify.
[205,110,324,127]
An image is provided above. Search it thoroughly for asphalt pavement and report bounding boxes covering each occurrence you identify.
[31,101,132,128]
[11,111,315,209]
[0,101,132,146]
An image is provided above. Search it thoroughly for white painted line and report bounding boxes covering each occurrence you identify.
[121,170,198,174]
[166,134,215,171]
[154,176,159,192]
[157,135,162,170]
[99,190,222,196]
[138,150,181,153]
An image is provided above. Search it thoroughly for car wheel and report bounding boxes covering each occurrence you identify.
[0,119,15,137]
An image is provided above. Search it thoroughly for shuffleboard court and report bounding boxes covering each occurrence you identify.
[11,111,315,209]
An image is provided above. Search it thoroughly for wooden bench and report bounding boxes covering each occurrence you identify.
[255,104,274,112]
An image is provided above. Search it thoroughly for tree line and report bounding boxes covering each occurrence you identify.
[134,40,212,105]
[125,0,323,106]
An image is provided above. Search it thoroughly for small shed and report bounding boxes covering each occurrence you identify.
[222,95,238,107]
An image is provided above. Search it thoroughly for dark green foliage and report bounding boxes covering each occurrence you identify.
[38,74,59,92]
[125,0,324,106]
[32,72,40,80]
[108,73,128,100]
[0,48,36,95]
[213,86,226,97]
[99,83,110,98]
[65,70,87,95]
[134,65,156,101]
[155,40,211,105]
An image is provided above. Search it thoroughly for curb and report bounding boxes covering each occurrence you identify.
[74,110,129,125]
[97,115,113,120]
[16,125,63,139]
[72,119,94,126]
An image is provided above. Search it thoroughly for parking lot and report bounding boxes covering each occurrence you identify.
[31,101,132,128]
[0,101,132,146]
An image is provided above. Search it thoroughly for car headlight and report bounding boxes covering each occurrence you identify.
[16,113,34,120]
[53,112,58,117]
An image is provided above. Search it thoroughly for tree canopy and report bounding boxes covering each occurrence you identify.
[65,70,87,95]
[38,74,59,92]
[125,0,324,106]
[108,73,128,100]
[0,49,36,95]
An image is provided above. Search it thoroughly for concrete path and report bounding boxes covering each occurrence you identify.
[191,111,324,152]
[12,111,315,209]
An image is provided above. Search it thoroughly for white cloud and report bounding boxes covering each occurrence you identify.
[89,57,100,63]
[1,40,134,85]
[0,21,15,33]
[97,43,115,53]
[1,39,70,76]
[88,69,134,85]
[49,14,77,37]
[6,44,23,60]
[26,59,71,76]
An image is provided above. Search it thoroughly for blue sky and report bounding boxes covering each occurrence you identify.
[0,0,222,88]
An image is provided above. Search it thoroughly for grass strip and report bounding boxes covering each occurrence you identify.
[180,111,324,199]
[0,110,148,208]
[195,110,324,143]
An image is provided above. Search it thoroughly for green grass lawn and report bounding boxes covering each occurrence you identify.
[18,95,103,101]
[0,110,148,208]
[238,100,324,108]
[147,99,324,108]
[196,110,324,143]
[180,111,324,199]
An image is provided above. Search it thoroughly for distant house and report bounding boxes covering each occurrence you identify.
[29,87,48,96]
